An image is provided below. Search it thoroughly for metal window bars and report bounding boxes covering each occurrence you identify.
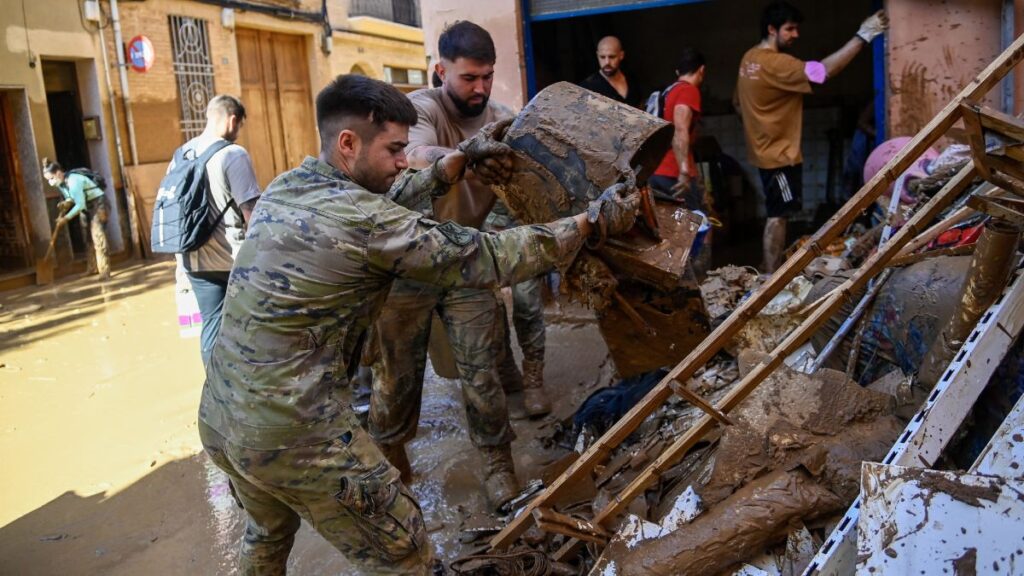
[169,15,215,142]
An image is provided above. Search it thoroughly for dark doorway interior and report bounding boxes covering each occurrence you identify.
[527,0,877,268]
[0,92,32,273]
[43,60,90,258]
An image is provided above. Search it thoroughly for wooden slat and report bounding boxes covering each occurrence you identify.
[976,104,1024,141]
[668,378,733,426]
[551,163,980,562]
[490,30,1024,553]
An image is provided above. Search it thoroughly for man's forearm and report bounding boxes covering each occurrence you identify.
[821,36,865,79]
[406,145,455,169]
[672,131,691,177]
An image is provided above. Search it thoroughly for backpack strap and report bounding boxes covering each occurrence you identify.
[68,168,100,192]
[199,139,242,228]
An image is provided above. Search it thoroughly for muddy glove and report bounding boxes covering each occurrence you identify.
[856,10,888,43]
[458,118,514,185]
[586,182,640,248]
[56,199,75,214]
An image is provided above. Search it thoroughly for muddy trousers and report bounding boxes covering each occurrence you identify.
[199,421,434,576]
[369,279,513,448]
[79,197,110,279]
[495,278,547,386]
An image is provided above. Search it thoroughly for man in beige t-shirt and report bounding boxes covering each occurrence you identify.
[369,20,547,512]
[737,1,886,272]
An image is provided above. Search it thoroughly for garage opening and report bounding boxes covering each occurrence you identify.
[525,0,878,267]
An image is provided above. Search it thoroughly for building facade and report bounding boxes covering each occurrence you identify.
[0,0,426,288]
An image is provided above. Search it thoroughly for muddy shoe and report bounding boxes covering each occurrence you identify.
[480,444,520,511]
[380,442,413,485]
[506,390,529,420]
[521,359,551,417]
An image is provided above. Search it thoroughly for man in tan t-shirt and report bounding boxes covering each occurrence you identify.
[736,1,886,272]
[368,20,546,511]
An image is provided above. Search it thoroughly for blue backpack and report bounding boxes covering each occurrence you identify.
[151,140,233,254]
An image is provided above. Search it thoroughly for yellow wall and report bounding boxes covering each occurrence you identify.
[0,0,107,179]
[327,0,427,85]
[0,0,121,254]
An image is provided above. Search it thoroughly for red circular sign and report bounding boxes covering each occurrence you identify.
[127,35,155,73]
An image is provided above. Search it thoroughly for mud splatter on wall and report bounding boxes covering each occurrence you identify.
[887,0,1003,138]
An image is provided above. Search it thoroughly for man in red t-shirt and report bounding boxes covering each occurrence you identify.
[650,48,706,213]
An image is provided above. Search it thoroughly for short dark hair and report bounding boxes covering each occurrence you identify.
[761,1,803,39]
[315,74,418,150]
[438,21,496,64]
[207,94,246,120]
[675,48,705,76]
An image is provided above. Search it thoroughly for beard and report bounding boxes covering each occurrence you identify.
[775,36,795,53]
[446,86,488,117]
[601,65,618,77]
[351,149,396,195]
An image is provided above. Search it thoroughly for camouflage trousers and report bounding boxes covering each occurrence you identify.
[494,277,547,388]
[484,211,548,382]
[369,279,513,448]
[80,197,110,279]
[199,420,434,575]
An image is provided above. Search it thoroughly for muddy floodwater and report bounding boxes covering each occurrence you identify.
[0,261,611,574]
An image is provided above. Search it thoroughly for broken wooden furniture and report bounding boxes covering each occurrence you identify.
[495,81,708,377]
[488,32,1024,567]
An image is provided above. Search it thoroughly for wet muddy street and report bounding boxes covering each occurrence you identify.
[0,261,612,574]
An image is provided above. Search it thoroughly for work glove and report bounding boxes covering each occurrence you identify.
[856,10,888,43]
[587,182,640,241]
[56,199,74,214]
[458,118,515,185]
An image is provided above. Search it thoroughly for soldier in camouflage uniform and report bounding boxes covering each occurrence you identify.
[369,22,554,512]
[199,74,638,575]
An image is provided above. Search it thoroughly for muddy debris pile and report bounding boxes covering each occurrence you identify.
[698,265,761,320]
[593,355,903,575]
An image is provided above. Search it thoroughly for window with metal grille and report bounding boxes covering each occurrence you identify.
[169,15,215,141]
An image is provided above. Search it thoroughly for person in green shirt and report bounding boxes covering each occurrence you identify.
[198,74,639,575]
[42,158,111,279]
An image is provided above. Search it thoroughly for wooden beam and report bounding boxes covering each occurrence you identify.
[488,29,1024,553]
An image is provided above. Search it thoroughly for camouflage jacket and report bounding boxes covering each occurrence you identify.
[199,156,584,450]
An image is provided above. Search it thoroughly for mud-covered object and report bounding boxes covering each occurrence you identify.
[598,280,710,378]
[609,469,843,576]
[809,255,972,383]
[606,359,902,575]
[493,82,672,224]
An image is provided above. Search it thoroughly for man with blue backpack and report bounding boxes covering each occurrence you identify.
[152,95,261,366]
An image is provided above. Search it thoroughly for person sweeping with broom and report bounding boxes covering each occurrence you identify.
[42,158,111,280]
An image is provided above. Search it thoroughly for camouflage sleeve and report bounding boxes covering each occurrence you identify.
[367,209,583,290]
[385,165,452,213]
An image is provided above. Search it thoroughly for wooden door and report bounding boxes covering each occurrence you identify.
[236,29,317,188]
[0,92,32,272]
